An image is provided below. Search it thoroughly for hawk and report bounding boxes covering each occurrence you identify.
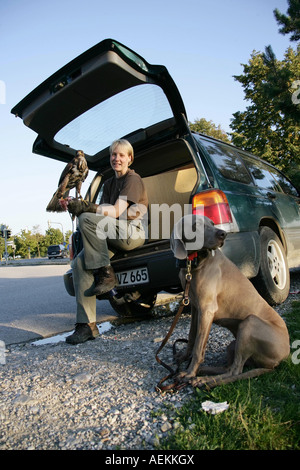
[46,150,89,212]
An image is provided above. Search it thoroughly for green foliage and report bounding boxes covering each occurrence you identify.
[45,227,64,247]
[189,118,231,143]
[230,44,300,176]
[0,224,68,259]
[274,0,300,42]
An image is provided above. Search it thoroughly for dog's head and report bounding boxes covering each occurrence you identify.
[170,214,227,259]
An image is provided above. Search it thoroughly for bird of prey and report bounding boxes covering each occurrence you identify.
[46,150,89,212]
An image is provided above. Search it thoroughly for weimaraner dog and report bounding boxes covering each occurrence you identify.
[170,214,290,388]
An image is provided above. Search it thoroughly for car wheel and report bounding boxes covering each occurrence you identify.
[108,289,157,317]
[252,226,290,305]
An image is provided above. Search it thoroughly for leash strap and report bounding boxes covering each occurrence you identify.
[155,259,192,392]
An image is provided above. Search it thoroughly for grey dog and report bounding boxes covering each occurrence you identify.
[170,214,290,388]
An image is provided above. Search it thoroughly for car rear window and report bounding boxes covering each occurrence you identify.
[55,84,173,155]
[200,139,252,184]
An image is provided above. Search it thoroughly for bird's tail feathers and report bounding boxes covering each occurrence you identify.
[46,191,65,212]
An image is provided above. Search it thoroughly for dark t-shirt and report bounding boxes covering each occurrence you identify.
[100,169,148,221]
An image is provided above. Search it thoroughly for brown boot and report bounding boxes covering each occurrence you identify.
[66,323,97,345]
[92,265,118,296]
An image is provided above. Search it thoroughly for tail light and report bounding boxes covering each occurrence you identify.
[192,189,232,225]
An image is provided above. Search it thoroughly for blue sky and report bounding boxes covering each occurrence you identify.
[0,0,293,236]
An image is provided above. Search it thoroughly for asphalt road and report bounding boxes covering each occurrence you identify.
[2,261,298,347]
[0,263,120,345]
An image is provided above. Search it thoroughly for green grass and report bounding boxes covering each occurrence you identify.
[155,301,300,450]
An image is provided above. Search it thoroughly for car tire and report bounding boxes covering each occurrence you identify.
[252,226,290,305]
[108,289,157,317]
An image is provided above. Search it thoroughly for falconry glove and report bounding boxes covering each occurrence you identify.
[67,199,98,217]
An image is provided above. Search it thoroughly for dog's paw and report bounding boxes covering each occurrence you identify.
[176,371,186,379]
[190,376,206,388]
[176,371,196,383]
[176,371,188,382]
[190,375,223,389]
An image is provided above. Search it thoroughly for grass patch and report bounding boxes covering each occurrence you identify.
[156,301,300,450]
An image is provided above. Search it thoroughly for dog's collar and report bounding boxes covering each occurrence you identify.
[176,248,214,269]
[188,248,213,262]
[187,251,198,261]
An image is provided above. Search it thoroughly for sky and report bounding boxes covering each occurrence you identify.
[0,0,293,236]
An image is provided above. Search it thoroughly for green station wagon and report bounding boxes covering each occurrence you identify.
[12,39,300,316]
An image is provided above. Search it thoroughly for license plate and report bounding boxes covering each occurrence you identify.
[116,267,149,286]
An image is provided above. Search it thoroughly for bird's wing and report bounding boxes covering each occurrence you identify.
[58,161,74,186]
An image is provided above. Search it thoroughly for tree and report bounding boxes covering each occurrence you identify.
[1,224,68,259]
[13,227,64,258]
[44,227,64,247]
[230,45,300,175]
[274,0,300,42]
[189,118,231,143]
[261,45,300,122]
[65,229,73,245]
[14,230,38,259]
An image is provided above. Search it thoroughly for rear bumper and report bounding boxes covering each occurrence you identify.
[63,230,260,297]
[111,247,181,292]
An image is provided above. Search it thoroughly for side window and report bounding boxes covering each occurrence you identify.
[269,169,299,197]
[200,139,252,184]
[242,156,281,192]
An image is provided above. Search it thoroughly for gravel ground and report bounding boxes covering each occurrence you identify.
[0,270,299,451]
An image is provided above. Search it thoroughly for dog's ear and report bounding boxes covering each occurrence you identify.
[171,216,189,259]
[171,215,205,259]
[170,229,187,259]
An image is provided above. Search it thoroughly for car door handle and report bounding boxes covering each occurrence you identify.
[267,192,276,199]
